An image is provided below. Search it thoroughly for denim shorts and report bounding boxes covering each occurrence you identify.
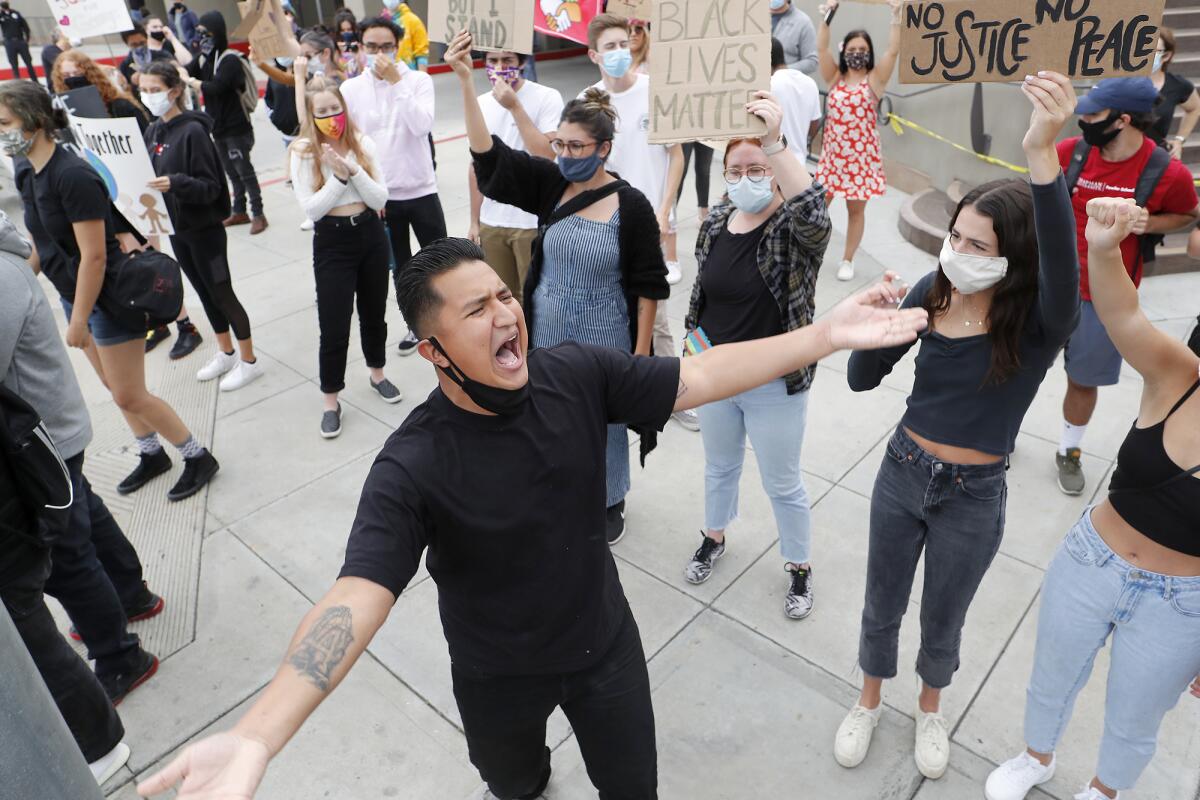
[1063,300,1123,387]
[60,298,144,347]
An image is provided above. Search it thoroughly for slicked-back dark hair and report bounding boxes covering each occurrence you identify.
[359,16,404,43]
[396,237,487,338]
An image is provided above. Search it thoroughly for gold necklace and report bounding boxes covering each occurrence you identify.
[961,293,986,328]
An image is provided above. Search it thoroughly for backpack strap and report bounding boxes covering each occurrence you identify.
[1135,144,1173,208]
[1064,137,1091,195]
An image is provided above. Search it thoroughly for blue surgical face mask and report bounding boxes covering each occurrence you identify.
[601,48,632,78]
[307,58,324,77]
[364,54,377,71]
[1153,51,1165,73]
[726,176,775,213]
[558,152,605,183]
[277,55,294,67]
[383,0,399,9]
[769,0,787,9]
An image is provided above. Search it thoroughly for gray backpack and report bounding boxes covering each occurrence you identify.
[215,49,258,120]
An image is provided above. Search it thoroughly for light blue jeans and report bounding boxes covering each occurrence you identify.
[695,381,812,564]
[1024,508,1200,790]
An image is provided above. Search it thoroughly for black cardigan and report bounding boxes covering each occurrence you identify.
[472,136,671,463]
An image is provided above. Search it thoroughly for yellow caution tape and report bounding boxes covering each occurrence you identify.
[886,113,1030,176]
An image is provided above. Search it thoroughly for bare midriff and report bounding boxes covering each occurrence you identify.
[903,426,1005,466]
[328,201,368,217]
[1090,500,1200,577]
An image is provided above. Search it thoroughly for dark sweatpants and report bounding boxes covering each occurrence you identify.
[172,225,252,340]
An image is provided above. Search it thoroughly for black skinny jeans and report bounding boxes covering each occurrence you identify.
[2,547,125,762]
[383,194,447,291]
[4,38,35,81]
[452,608,657,800]
[215,132,263,218]
[313,212,389,393]
[43,453,146,678]
[678,142,714,209]
[172,225,251,340]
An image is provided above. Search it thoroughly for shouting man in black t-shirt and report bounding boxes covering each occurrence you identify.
[139,239,928,800]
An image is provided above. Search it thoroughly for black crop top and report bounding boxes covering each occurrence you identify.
[1108,380,1200,556]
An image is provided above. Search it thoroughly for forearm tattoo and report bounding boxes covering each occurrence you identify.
[676,378,688,399]
[287,605,354,692]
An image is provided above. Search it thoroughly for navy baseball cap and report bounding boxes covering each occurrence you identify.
[1076,78,1159,115]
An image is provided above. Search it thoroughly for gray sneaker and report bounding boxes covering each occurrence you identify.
[370,377,403,404]
[320,404,342,439]
[1055,448,1085,496]
[671,408,700,432]
[785,565,814,619]
[684,533,725,584]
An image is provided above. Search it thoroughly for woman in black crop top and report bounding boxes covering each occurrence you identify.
[986,199,1200,800]
[834,73,1082,781]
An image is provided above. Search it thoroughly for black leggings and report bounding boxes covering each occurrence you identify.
[171,226,252,340]
[678,142,715,209]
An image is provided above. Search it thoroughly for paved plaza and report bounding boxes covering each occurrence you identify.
[18,56,1200,799]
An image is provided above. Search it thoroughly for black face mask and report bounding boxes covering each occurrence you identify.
[150,30,166,41]
[64,75,90,90]
[428,336,529,416]
[1078,112,1123,148]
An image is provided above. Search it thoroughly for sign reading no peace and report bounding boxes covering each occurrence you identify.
[428,0,535,53]
[899,0,1166,84]
[649,0,770,144]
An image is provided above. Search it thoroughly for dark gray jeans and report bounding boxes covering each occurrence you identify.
[859,426,1008,688]
[215,133,262,217]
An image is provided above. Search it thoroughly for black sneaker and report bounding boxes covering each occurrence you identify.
[785,565,814,620]
[169,323,203,360]
[98,648,159,706]
[144,325,171,353]
[117,448,172,495]
[606,500,626,545]
[320,403,342,439]
[684,533,726,584]
[167,450,219,502]
[69,584,164,642]
[397,331,419,356]
[370,377,403,404]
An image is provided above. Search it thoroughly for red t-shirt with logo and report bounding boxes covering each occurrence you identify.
[1057,135,1198,301]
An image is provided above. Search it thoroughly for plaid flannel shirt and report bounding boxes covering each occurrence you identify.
[684,183,832,394]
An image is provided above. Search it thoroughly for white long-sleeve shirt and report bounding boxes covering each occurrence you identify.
[340,64,437,202]
[289,133,389,220]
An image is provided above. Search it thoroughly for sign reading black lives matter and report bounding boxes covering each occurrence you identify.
[428,0,534,53]
[650,0,770,143]
[900,0,1165,84]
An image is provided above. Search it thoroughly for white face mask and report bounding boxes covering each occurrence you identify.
[939,236,1008,295]
[141,90,173,117]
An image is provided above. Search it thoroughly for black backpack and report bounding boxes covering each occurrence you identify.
[97,247,185,332]
[0,385,73,544]
[1064,138,1172,273]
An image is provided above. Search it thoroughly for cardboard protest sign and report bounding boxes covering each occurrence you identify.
[899,0,1165,84]
[67,115,174,238]
[428,0,534,52]
[534,0,603,46]
[232,0,294,60]
[649,0,770,144]
[44,0,133,39]
[606,0,652,21]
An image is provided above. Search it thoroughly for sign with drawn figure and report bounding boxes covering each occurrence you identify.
[534,0,602,45]
[648,0,770,143]
[606,0,652,21]
[429,0,535,52]
[67,115,174,238]
[899,0,1166,84]
[233,0,295,60]
[44,0,135,40]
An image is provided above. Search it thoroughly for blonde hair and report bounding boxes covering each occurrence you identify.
[289,77,377,192]
[630,21,650,71]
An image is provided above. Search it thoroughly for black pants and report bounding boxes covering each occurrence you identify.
[2,548,125,762]
[172,225,252,340]
[383,194,447,292]
[679,142,715,209]
[215,132,263,217]
[313,212,389,393]
[4,38,34,81]
[43,453,144,678]
[451,609,657,800]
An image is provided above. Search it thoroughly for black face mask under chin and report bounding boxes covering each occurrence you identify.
[429,337,529,416]
[1078,113,1123,148]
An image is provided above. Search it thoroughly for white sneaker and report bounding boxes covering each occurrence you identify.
[89,741,130,785]
[836,260,855,281]
[671,408,700,431]
[914,683,950,780]
[834,703,882,768]
[985,751,1056,800]
[196,350,237,382]
[665,260,682,285]
[300,218,314,231]
[1073,787,1119,800]
[218,359,264,392]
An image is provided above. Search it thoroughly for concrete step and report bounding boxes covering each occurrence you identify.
[1165,8,1200,29]
[1171,53,1200,79]
[1165,0,1199,10]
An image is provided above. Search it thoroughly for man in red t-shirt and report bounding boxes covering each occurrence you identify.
[1053,77,1199,496]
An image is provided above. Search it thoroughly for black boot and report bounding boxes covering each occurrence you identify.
[169,322,203,360]
[117,449,172,495]
[98,648,159,706]
[167,450,219,501]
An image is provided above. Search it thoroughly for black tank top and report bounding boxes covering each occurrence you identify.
[1108,379,1200,557]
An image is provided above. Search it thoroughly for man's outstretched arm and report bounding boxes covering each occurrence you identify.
[138,577,395,798]
[675,281,927,412]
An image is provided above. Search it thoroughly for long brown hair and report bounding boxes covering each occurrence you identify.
[290,77,377,192]
[923,179,1039,385]
[52,51,141,113]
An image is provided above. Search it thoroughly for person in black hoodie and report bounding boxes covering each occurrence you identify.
[142,62,263,392]
[184,11,269,235]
